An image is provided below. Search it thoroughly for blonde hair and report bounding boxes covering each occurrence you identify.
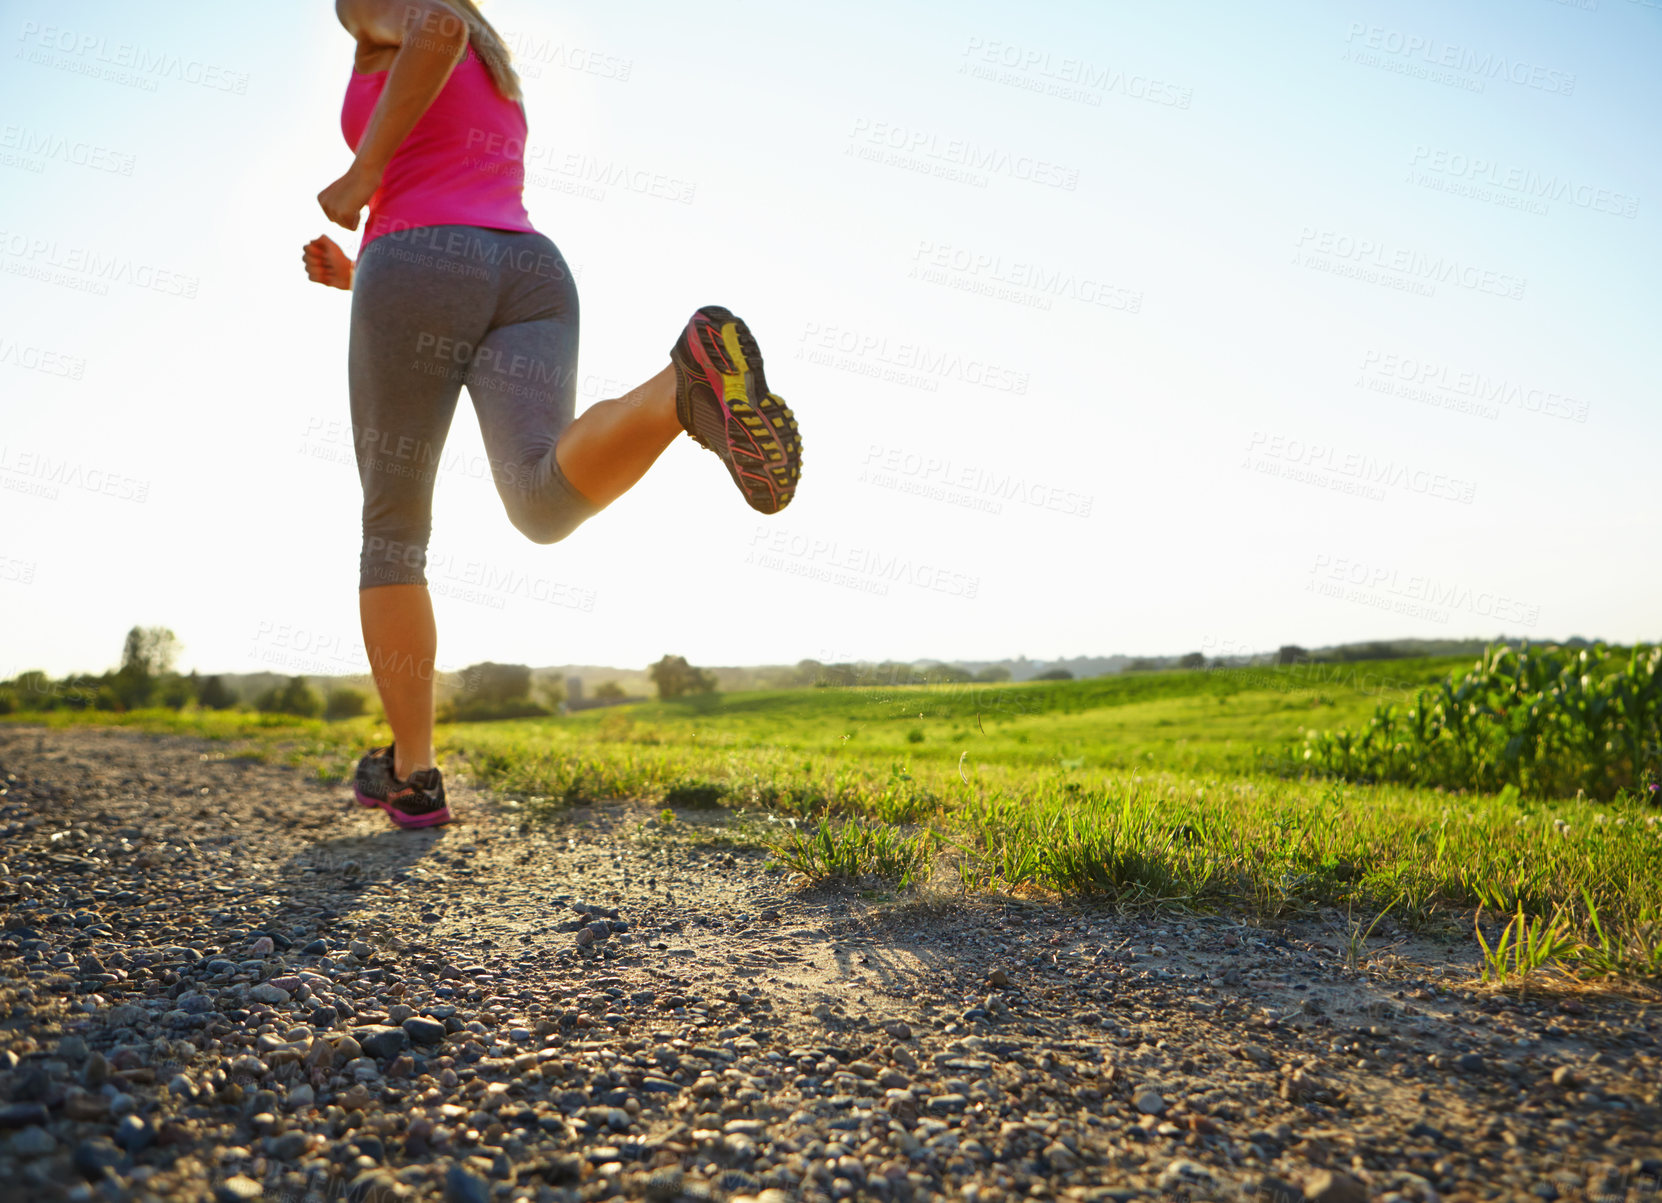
[444,0,522,103]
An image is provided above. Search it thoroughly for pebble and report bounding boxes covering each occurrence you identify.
[216,1175,264,1202]
[9,1125,56,1157]
[445,1164,491,1203]
[1134,1089,1167,1115]
[115,1113,155,1151]
[354,1025,410,1060]
[402,1015,446,1044]
[73,1137,125,1178]
[1305,1170,1369,1203]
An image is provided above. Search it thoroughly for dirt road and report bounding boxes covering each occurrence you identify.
[0,726,1657,1203]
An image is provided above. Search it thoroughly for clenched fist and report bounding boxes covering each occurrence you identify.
[302,234,354,290]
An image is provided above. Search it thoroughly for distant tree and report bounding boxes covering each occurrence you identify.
[457,662,534,707]
[1276,645,1308,666]
[974,666,1012,682]
[197,675,237,710]
[1125,658,1160,673]
[155,673,195,710]
[323,687,370,721]
[121,626,179,676]
[534,677,566,712]
[1034,668,1074,681]
[923,664,974,684]
[594,681,627,702]
[649,655,718,700]
[256,676,323,717]
[112,624,180,708]
[1177,652,1206,670]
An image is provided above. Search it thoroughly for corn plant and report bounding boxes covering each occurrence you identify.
[1303,643,1662,799]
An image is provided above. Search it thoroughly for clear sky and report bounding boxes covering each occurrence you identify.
[2,0,1658,679]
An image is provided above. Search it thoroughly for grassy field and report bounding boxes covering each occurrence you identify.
[9,656,1662,981]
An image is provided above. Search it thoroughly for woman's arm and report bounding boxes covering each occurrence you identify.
[317,0,470,230]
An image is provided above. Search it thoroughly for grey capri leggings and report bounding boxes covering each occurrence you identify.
[347,223,598,590]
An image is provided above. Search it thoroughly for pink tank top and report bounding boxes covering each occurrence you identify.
[341,43,535,249]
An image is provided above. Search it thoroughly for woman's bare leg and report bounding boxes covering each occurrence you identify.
[359,584,437,779]
[553,363,682,506]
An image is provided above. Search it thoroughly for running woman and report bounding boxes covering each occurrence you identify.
[303,0,801,829]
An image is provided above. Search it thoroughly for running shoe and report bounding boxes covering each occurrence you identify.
[670,305,802,514]
[353,745,397,809]
[354,745,452,828]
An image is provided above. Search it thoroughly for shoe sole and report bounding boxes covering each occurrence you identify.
[679,308,801,514]
[353,785,452,829]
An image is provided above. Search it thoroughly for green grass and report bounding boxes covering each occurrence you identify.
[10,656,1662,981]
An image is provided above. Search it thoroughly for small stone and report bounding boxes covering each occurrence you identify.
[216,1174,265,1202]
[987,968,1009,988]
[576,928,596,947]
[302,939,328,956]
[1552,1066,1582,1088]
[309,1006,339,1028]
[1304,1170,1369,1203]
[0,1102,50,1129]
[1044,1141,1079,1172]
[73,1137,125,1179]
[883,1020,912,1040]
[269,1130,308,1161]
[115,1113,155,1151]
[9,1125,56,1157]
[251,983,291,1005]
[645,1167,684,1201]
[1158,1159,1215,1193]
[1456,1052,1485,1073]
[402,1016,446,1044]
[250,937,275,956]
[350,940,374,959]
[444,1165,491,1203]
[58,1034,89,1060]
[1135,1089,1166,1115]
[288,1084,316,1109]
[354,1025,410,1060]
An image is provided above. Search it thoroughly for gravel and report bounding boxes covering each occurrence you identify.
[0,725,1657,1203]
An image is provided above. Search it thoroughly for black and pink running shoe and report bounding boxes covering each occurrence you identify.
[670,305,802,514]
[353,745,451,829]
